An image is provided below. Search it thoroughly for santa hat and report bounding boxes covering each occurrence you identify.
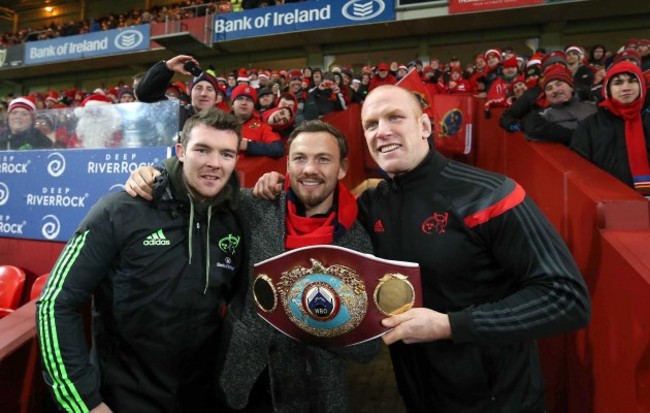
[398,64,408,72]
[624,38,638,49]
[237,68,250,83]
[191,72,219,93]
[8,97,36,113]
[638,39,650,47]
[513,76,526,85]
[450,66,463,75]
[288,70,302,81]
[541,50,567,70]
[258,70,270,80]
[564,46,584,58]
[80,93,113,107]
[377,62,389,71]
[527,52,544,68]
[484,48,502,61]
[474,54,486,63]
[230,84,257,102]
[503,56,519,69]
[541,65,574,89]
[45,90,59,103]
[74,93,113,118]
[613,50,642,67]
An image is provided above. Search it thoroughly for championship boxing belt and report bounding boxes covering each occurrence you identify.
[253,245,421,347]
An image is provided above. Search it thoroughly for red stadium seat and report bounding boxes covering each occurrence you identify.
[0,265,26,319]
[30,273,49,301]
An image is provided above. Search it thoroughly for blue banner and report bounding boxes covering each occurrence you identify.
[0,147,171,242]
[213,0,396,42]
[24,24,150,65]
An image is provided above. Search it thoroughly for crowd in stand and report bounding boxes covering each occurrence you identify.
[1,36,649,194]
[0,0,307,47]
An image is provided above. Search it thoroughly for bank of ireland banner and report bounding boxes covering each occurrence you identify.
[0,147,170,242]
[214,0,396,42]
[24,24,150,65]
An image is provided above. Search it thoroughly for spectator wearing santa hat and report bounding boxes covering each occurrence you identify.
[484,48,503,92]
[564,45,595,98]
[1,96,52,150]
[136,54,220,131]
[231,83,283,158]
[258,70,271,88]
[522,65,596,145]
[68,93,123,148]
[44,91,60,109]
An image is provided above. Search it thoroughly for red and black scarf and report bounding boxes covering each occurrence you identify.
[600,62,650,196]
[285,177,357,250]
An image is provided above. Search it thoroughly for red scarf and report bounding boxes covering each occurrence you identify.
[599,62,650,196]
[285,178,358,250]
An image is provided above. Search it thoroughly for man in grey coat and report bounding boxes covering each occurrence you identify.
[126,120,378,412]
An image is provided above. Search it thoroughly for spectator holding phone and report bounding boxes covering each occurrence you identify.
[136,54,218,131]
[303,73,346,120]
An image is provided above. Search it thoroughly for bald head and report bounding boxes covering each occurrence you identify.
[361,85,432,177]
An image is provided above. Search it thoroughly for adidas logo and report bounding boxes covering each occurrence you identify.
[374,219,385,233]
[143,229,171,246]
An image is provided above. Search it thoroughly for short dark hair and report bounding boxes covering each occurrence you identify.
[179,108,241,147]
[287,120,348,160]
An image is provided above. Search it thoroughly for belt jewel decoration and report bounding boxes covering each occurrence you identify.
[256,258,367,338]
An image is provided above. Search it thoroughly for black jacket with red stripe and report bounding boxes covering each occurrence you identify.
[358,151,590,413]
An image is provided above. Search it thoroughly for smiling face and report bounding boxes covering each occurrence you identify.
[544,79,573,105]
[191,80,217,111]
[268,107,292,126]
[175,123,238,201]
[608,73,641,105]
[287,131,348,216]
[8,108,34,133]
[361,86,431,178]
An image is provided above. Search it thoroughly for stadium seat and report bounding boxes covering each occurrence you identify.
[30,273,49,301]
[0,265,27,319]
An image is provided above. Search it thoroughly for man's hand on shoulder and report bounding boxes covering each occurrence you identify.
[125,166,160,201]
[253,172,284,200]
[381,308,452,345]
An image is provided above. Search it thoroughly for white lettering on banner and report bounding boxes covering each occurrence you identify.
[273,6,331,25]
[214,16,253,33]
[29,45,57,59]
[0,216,25,235]
[26,194,87,208]
[0,162,29,174]
[87,161,153,174]
[67,38,109,54]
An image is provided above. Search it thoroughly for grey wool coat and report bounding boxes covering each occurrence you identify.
[217,189,379,413]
